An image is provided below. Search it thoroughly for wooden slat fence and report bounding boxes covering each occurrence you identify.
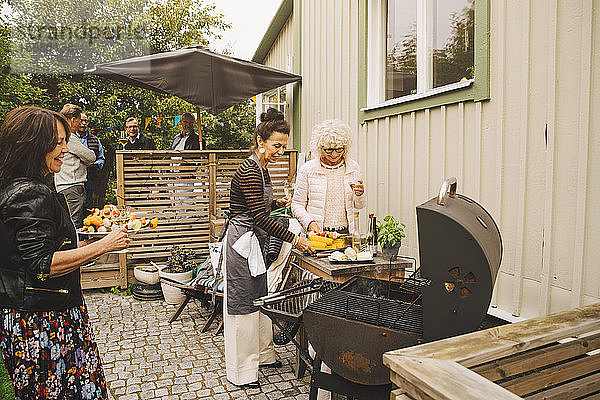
[82,149,297,289]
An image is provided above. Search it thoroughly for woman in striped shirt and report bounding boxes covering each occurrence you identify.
[223,108,314,389]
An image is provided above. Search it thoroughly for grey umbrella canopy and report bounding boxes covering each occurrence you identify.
[88,46,301,115]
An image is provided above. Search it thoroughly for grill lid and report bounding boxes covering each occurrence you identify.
[417,177,502,341]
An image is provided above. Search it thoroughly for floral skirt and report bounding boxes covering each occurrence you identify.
[0,304,107,400]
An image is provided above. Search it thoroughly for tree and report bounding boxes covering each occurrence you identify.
[0,0,248,207]
[145,0,230,53]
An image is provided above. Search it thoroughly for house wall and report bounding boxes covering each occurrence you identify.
[261,16,295,142]
[261,0,600,318]
[359,0,600,318]
[263,15,293,72]
[296,0,360,160]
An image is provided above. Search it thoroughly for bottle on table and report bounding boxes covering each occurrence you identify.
[371,213,378,256]
[368,212,378,256]
[352,210,361,253]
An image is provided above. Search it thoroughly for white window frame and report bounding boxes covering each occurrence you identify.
[261,86,287,115]
[365,0,474,111]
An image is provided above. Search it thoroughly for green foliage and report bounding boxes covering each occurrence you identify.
[145,0,230,53]
[202,100,255,150]
[377,215,406,248]
[110,283,134,296]
[0,0,257,204]
[0,356,14,400]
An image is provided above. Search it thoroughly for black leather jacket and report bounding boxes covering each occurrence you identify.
[0,178,83,311]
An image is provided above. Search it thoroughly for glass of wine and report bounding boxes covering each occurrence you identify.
[118,131,128,149]
[282,182,294,217]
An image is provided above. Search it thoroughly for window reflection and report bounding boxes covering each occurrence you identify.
[432,0,475,88]
[386,0,417,100]
[385,0,475,100]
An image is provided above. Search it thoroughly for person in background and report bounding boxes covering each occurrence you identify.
[0,106,130,399]
[291,119,366,235]
[222,108,314,389]
[78,113,105,209]
[54,104,96,228]
[170,112,205,150]
[123,117,156,150]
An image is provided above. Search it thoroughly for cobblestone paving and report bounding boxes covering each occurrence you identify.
[84,290,311,400]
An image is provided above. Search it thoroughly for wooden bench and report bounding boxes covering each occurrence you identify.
[383,303,600,400]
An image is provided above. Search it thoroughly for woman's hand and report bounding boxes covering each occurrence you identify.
[349,180,364,196]
[98,228,130,252]
[275,197,292,209]
[295,236,315,254]
[307,221,320,234]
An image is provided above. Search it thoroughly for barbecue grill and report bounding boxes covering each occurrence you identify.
[258,178,502,399]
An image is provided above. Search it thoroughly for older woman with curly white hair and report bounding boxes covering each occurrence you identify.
[291,119,366,235]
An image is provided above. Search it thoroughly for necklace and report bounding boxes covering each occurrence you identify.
[320,160,345,170]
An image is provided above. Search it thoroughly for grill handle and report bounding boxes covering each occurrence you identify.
[437,177,457,205]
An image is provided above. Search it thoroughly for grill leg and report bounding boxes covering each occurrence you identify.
[295,326,308,379]
[309,357,322,400]
[310,354,392,400]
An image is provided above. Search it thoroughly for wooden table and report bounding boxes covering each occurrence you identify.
[291,249,413,282]
[383,303,600,400]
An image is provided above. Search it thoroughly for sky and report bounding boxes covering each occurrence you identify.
[210,0,283,60]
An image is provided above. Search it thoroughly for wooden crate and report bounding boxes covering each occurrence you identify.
[83,149,297,289]
[383,303,600,400]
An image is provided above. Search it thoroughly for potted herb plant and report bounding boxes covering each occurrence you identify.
[377,215,406,261]
[159,246,197,304]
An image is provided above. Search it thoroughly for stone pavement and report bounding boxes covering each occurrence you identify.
[84,290,311,400]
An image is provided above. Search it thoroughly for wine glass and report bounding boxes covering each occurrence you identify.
[283,182,294,217]
[118,131,128,149]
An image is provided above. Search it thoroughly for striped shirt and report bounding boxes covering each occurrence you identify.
[229,158,295,243]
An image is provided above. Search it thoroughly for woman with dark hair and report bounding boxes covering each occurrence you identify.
[222,108,314,389]
[0,106,129,399]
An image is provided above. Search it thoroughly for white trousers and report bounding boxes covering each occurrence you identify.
[223,272,276,385]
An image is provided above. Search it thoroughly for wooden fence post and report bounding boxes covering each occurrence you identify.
[289,150,297,182]
[208,152,217,234]
[116,151,127,289]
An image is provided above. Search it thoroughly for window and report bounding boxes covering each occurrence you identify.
[261,86,287,115]
[386,0,475,101]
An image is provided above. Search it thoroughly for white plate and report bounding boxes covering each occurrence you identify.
[109,249,129,254]
[328,255,374,263]
[77,227,154,237]
[77,229,111,237]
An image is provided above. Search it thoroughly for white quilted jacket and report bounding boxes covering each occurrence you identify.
[291,158,366,234]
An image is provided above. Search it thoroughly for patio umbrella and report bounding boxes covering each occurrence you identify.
[88,45,301,115]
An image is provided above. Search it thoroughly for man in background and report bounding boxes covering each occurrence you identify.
[124,117,156,150]
[55,104,96,228]
[79,113,105,209]
[170,112,204,150]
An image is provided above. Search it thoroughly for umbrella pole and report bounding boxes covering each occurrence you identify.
[196,107,203,150]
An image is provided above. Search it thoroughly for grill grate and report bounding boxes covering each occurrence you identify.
[260,280,342,321]
[306,289,424,335]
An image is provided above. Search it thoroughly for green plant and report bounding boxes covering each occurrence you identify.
[110,283,134,296]
[377,215,406,248]
[0,356,15,400]
[165,246,197,273]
